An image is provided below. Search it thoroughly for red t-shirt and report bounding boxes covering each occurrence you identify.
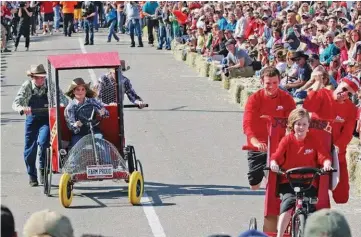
[1,5,11,17]
[40,1,54,14]
[270,133,330,185]
[303,89,357,153]
[243,89,296,148]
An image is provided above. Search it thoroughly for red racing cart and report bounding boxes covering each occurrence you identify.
[242,116,340,237]
[40,52,147,207]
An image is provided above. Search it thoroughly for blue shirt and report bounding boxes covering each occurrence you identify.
[142,1,158,15]
[64,97,109,134]
[226,21,237,32]
[217,17,228,31]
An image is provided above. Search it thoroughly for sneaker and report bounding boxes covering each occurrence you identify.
[26,47,29,51]
[14,47,17,51]
[84,42,89,45]
[2,48,11,53]
[29,177,38,187]
[43,31,46,35]
[89,42,94,45]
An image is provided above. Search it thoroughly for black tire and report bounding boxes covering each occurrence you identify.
[136,160,144,194]
[43,148,49,195]
[43,148,52,196]
[249,217,257,230]
[126,146,135,174]
[47,149,53,197]
[292,213,306,237]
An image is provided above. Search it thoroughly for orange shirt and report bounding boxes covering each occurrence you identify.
[60,1,77,14]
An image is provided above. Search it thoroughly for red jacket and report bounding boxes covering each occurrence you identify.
[303,89,357,155]
[244,17,259,39]
[271,133,331,185]
[243,89,296,149]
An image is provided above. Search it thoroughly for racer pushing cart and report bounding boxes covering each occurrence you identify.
[14,51,149,207]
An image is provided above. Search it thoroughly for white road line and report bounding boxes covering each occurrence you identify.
[141,193,167,237]
[78,37,97,84]
[78,37,166,237]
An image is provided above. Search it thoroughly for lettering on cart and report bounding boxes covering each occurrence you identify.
[87,165,113,179]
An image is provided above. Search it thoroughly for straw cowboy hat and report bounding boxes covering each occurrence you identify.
[65,78,97,99]
[27,64,47,77]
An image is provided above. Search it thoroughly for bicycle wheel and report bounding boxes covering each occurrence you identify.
[292,213,306,237]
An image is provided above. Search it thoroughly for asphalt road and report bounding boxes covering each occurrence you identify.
[1,30,360,237]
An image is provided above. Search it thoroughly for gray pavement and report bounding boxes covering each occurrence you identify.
[1,31,360,237]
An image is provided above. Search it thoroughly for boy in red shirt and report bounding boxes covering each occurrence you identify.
[270,108,332,237]
[303,75,359,204]
[243,66,296,231]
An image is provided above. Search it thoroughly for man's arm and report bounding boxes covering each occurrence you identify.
[12,82,31,112]
[334,107,357,149]
[23,7,33,17]
[123,76,142,103]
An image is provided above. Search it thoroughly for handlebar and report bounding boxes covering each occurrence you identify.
[123,104,149,108]
[264,167,337,176]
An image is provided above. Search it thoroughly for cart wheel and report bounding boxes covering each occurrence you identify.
[43,148,49,195]
[59,173,73,208]
[136,160,144,195]
[43,148,52,196]
[128,171,143,205]
[249,217,257,230]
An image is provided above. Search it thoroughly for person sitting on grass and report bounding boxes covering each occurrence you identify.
[270,108,333,237]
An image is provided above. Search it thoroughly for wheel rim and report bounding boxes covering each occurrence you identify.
[67,181,72,199]
[136,180,141,197]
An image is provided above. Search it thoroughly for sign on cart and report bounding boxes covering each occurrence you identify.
[86,165,113,179]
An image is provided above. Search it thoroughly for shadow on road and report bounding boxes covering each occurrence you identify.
[27,48,82,53]
[145,182,265,199]
[1,117,24,125]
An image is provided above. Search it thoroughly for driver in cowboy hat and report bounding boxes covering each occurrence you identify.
[64,78,112,149]
[93,60,146,108]
[12,64,68,187]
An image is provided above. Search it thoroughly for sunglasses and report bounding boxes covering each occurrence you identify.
[341,87,353,97]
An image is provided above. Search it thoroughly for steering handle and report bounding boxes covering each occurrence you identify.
[123,104,149,108]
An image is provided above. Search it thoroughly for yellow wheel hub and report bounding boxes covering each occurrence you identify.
[59,173,73,208]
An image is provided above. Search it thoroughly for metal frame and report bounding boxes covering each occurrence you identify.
[46,62,125,166]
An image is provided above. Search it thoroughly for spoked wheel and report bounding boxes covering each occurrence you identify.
[292,213,305,237]
[249,217,257,230]
[43,148,52,196]
[59,173,73,208]
[128,171,143,205]
[136,160,144,195]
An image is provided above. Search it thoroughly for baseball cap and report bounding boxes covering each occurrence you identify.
[23,209,74,237]
[304,209,352,237]
[1,205,16,237]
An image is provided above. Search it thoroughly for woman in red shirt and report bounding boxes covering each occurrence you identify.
[270,108,332,237]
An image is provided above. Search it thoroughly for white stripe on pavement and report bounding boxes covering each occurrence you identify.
[141,193,167,237]
[78,38,98,84]
[78,37,167,237]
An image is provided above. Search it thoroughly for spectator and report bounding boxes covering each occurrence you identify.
[125,1,143,48]
[1,205,17,237]
[304,209,352,237]
[60,1,76,37]
[320,31,340,66]
[224,39,254,77]
[82,1,96,45]
[142,1,159,46]
[23,209,74,237]
[14,1,33,52]
[105,2,119,43]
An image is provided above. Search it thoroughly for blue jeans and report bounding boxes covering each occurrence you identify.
[129,19,141,38]
[84,19,94,43]
[108,19,119,41]
[93,7,99,30]
[117,11,125,33]
[24,116,50,179]
[53,5,60,29]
